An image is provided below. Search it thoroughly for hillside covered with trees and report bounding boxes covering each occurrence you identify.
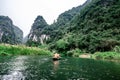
[26,0,120,57]
[52,0,120,53]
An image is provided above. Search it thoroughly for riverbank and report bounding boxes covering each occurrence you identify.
[0,44,52,56]
[79,54,91,58]
[1,44,120,61]
[79,52,120,60]
[79,52,120,61]
[91,52,120,60]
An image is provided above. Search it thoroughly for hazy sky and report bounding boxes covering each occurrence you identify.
[0,0,86,37]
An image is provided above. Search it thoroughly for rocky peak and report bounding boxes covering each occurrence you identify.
[0,16,23,44]
[32,15,48,30]
[0,16,12,24]
[13,25,23,43]
[27,15,49,45]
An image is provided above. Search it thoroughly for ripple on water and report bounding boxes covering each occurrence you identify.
[0,56,28,80]
[1,56,120,80]
[1,71,25,80]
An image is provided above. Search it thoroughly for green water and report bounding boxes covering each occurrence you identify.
[0,56,120,80]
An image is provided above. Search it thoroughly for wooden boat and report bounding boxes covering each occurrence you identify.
[52,58,60,61]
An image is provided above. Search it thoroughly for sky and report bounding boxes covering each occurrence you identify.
[0,0,87,37]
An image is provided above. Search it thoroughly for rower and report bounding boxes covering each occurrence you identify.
[53,53,60,59]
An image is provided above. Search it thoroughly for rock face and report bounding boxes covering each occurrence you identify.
[13,26,23,44]
[27,16,49,45]
[0,16,23,44]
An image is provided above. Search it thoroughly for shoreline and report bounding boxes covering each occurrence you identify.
[79,54,91,58]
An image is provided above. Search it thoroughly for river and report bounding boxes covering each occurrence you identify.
[0,56,120,80]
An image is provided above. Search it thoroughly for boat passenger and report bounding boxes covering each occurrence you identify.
[53,53,60,60]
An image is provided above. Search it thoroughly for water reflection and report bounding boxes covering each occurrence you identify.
[53,60,59,71]
[0,56,120,80]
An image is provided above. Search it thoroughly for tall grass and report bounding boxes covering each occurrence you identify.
[0,44,52,56]
[91,52,120,60]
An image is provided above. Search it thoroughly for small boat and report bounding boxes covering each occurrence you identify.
[52,58,60,61]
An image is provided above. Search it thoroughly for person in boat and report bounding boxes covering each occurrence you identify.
[53,53,60,60]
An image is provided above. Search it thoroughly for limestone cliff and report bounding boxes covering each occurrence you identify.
[27,16,50,45]
[0,16,23,44]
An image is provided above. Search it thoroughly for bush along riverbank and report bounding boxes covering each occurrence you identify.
[91,52,120,60]
[0,44,52,56]
[91,46,120,60]
[65,47,120,61]
[1,43,120,61]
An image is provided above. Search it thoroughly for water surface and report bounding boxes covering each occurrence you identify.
[0,56,120,80]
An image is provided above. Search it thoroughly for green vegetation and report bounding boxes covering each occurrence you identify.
[47,0,120,55]
[1,0,119,61]
[0,44,52,56]
[25,0,120,60]
[66,48,83,57]
[92,52,120,60]
[92,46,120,60]
[64,0,120,53]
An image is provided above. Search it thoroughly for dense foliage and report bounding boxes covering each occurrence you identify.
[47,0,91,43]
[27,0,120,57]
[48,0,120,54]
[67,0,120,53]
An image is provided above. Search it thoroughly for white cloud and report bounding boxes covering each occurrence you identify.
[0,0,86,37]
